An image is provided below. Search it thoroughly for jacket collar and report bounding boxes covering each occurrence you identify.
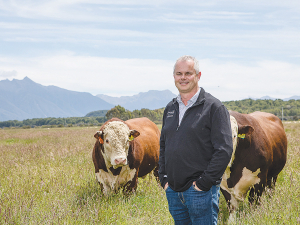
[172,87,206,105]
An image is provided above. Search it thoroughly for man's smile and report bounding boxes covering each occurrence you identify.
[180,81,189,85]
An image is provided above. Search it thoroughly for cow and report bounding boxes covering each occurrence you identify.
[92,117,160,195]
[221,111,287,220]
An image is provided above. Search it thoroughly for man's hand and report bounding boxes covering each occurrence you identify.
[193,181,202,191]
[164,182,169,190]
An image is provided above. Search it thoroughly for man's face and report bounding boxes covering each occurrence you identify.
[173,60,201,95]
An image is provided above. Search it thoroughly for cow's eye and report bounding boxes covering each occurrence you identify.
[106,139,109,143]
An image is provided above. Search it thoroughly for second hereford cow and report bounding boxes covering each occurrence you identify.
[92,117,160,195]
[221,111,287,220]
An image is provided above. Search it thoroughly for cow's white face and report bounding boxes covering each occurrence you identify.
[229,115,238,167]
[96,121,139,169]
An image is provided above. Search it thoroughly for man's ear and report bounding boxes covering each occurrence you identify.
[94,131,104,144]
[129,130,140,141]
[198,71,201,80]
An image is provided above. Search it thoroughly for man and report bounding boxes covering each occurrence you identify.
[159,55,233,225]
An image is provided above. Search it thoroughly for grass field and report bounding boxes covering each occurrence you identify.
[0,122,299,224]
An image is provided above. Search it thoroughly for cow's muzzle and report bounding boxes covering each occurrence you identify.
[114,158,127,165]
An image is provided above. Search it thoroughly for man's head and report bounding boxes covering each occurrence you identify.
[173,55,200,75]
[173,55,201,95]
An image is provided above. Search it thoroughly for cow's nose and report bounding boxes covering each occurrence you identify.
[115,158,126,165]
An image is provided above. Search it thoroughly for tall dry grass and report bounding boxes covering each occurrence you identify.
[0,127,172,224]
[0,122,299,224]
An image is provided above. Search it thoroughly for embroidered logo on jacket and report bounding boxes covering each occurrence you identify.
[167,110,174,118]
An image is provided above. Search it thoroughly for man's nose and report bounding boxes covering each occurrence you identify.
[180,74,188,79]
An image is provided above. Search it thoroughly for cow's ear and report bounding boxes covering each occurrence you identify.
[94,131,104,144]
[238,125,254,139]
[129,130,140,140]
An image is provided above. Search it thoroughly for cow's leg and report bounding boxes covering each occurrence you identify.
[123,172,138,195]
[220,188,232,211]
[220,187,241,224]
[267,175,277,189]
[97,180,104,194]
[248,184,266,204]
[153,164,159,182]
[248,173,267,205]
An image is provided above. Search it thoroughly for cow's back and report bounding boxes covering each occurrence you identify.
[125,117,160,177]
[249,111,287,175]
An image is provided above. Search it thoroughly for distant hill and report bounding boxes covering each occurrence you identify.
[250,95,300,101]
[259,96,277,100]
[283,95,300,101]
[85,110,108,117]
[96,90,177,111]
[0,77,114,121]
[2,77,298,122]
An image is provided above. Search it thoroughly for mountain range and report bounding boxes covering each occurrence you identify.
[0,77,299,122]
[0,77,177,122]
[258,95,300,101]
[96,90,176,111]
[0,77,114,121]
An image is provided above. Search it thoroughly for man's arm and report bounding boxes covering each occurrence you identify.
[158,110,168,189]
[196,105,233,191]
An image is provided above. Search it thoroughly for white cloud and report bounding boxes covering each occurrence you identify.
[0,54,299,101]
[0,0,299,102]
[0,53,175,96]
[0,69,17,78]
[161,11,255,23]
[199,59,300,101]
[1,0,299,23]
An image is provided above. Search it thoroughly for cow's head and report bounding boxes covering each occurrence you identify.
[229,115,254,167]
[94,121,140,169]
[236,124,254,149]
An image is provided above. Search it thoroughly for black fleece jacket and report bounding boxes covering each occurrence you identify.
[158,88,233,192]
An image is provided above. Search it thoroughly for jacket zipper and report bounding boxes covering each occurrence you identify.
[176,99,205,131]
[174,105,180,131]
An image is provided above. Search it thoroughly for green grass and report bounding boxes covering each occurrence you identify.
[0,123,299,224]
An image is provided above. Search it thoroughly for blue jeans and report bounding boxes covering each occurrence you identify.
[165,184,220,225]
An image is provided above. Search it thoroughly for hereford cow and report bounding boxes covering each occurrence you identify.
[221,111,287,219]
[92,117,160,195]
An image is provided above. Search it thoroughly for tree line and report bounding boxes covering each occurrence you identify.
[105,99,300,122]
[1,99,299,128]
[0,117,106,129]
[105,105,164,123]
[223,99,300,120]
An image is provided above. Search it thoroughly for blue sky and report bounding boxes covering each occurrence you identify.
[0,0,299,101]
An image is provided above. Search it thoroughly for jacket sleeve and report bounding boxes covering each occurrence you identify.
[196,105,233,191]
[158,108,168,188]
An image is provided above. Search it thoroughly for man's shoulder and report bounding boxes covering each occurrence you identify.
[202,91,229,120]
[165,98,177,109]
[203,91,223,107]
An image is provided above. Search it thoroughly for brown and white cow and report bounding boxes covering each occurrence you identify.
[221,111,287,218]
[92,117,160,195]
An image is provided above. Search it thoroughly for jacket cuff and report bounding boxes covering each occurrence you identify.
[160,177,168,189]
[196,177,212,191]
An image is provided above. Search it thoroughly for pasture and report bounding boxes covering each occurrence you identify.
[0,122,299,224]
